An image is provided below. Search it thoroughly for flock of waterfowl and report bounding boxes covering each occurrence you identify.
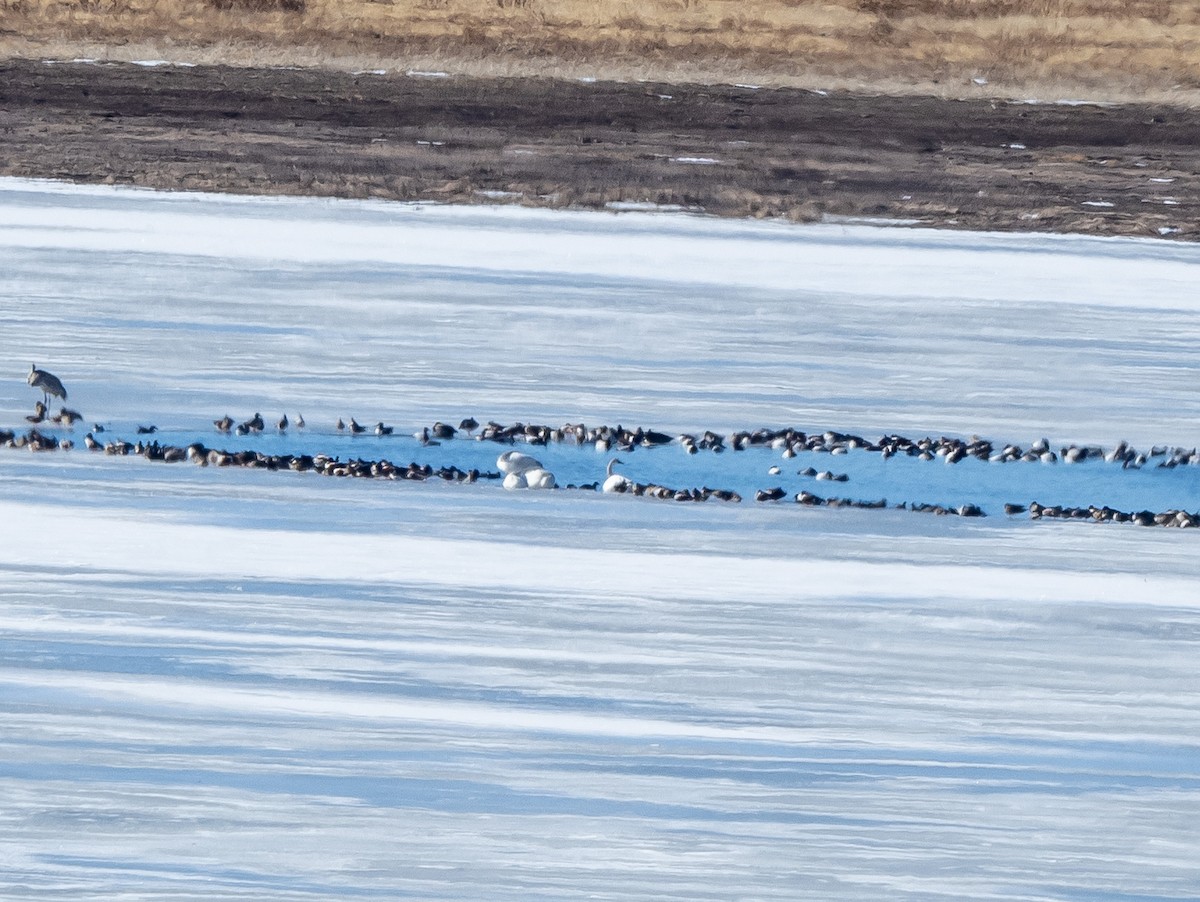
[7,364,1200,528]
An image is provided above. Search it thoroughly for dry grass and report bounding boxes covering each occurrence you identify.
[4,0,1200,101]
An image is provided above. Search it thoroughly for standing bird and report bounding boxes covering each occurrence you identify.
[26,401,47,424]
[236,413,263,434]
[28,364,67,407]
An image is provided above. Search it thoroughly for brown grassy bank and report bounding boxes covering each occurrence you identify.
[4,0,1200,102]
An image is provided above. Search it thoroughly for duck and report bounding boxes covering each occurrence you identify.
[55,407,84,427]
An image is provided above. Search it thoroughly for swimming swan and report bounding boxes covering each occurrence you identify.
[602,458,632,493]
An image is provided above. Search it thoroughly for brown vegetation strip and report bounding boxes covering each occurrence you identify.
[1,58,1198,238]
[7,0,1200,102]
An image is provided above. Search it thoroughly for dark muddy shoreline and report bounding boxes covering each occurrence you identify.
[1,57,1197,238]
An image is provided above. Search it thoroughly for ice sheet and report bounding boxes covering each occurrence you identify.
[2,179,1199,901]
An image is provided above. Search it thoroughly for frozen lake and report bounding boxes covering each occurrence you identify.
[2,179,1200,900]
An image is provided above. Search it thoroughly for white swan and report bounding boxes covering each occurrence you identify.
[497,451,542,475]
[602,458,632,493]
[523,467,556,490]
[499,452,555,490]
[503,467,555,490]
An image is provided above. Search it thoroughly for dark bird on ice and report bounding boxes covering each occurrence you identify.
[214,415,234,433]
[26,401,47,424]
[235,413,263,435]
[28,364,67,407]
[55,407,84,427]
[754,486,787,502]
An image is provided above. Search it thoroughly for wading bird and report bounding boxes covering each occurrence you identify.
[28,364,67,407]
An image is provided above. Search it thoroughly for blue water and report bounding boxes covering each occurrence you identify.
[9,418,1199,521]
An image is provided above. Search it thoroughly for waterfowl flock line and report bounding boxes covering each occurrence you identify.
[8,367,1200,529]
